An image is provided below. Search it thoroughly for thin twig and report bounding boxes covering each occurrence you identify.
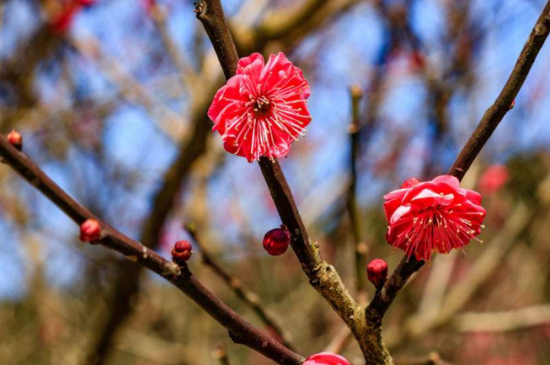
[449,2,550,180]
[68,34,187,141]
[186,225,296,351]
[456,304,550,332]
[149,1,202,92]
[195,0,358,330]
[366,0,550,327]
[0,136,303,365]
[347,85,368,302]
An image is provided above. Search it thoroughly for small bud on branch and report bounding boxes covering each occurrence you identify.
[79,219,101,243]
[263,226,291,256]
[367,259,388,290]
[172,240,193,265]
[7,130,22,151]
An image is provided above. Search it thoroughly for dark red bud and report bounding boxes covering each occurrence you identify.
[7,130,22,151]
[509,100,516,110]
[172,240,192,264]
[367,259,388,289]
[80,219,101,242]
[262,227,290,256]
[400,177,421,189]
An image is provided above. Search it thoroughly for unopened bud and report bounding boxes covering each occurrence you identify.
[400,177,421,189]
[171,240,192,265]
[7,130,22,151]
[509,100,516,110]
[367,259,388,289]
[80,219,101,242]
[262,226,290,256]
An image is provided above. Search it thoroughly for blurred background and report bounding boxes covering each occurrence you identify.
[1,0,550,364]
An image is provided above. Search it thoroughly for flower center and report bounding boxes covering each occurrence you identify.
[252,96,271,116]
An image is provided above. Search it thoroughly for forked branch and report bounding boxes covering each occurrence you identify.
[0,136,303,365]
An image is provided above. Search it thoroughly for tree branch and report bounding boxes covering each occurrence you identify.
[449,1,550,180]
[0,136,303,365]
[195,0,390,362]
[366,0,550,326]
[347,85,368,302]
[195,0,239,80]
[186,225,296,350]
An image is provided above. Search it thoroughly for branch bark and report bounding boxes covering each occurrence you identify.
[347,85,368,302]
[0,136,303,365]
[186,225,296,350]
[195,1,393,363]
[366,0,550,328]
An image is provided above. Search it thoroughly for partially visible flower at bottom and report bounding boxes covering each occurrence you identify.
[303,352,350,365]
[384,175,486,261]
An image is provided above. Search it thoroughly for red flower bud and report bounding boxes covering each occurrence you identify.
[262,227,290,256]
[7,130,22,151]
[171,240,192,264]
[80,219,101,242]
[400,177,421,189]
[367,259,388,289]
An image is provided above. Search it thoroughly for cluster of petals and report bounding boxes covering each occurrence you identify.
[303,352,350,365]
[384,175,486,261]
[208,52,311,162]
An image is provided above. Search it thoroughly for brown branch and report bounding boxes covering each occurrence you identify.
[195,0,239,80]
[347,85,368,302]
[82,0,366,362]
[82,91,215,365]
[366,256,425,327]
[449,1,550,180]
[195,1,392,363]
[186,225,296,351]
[366,0,550,326]
[0,135,303,365]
